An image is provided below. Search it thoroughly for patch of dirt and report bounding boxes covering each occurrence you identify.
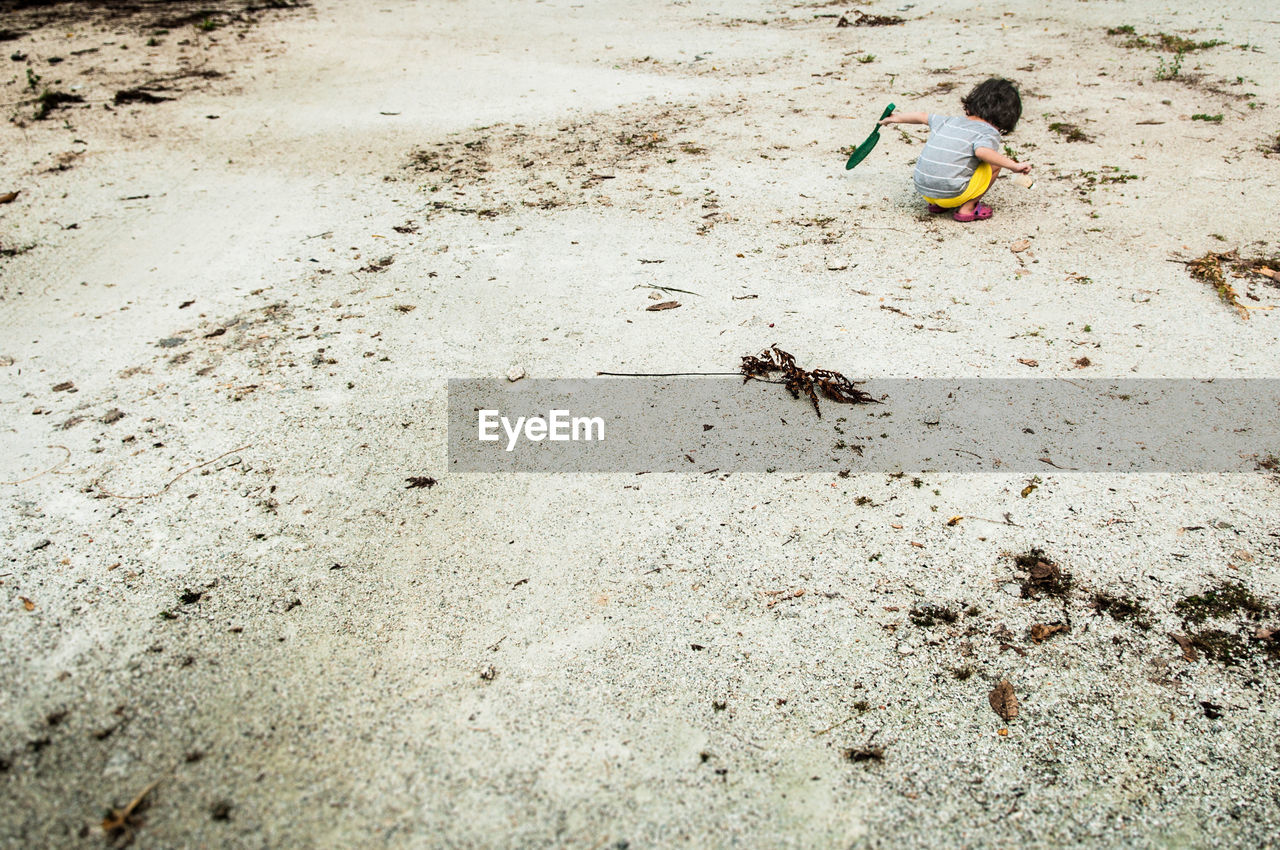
[0,0,307,31]
[406,103,732,227]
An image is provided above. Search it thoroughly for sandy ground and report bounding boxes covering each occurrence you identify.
[3,0,1280,846]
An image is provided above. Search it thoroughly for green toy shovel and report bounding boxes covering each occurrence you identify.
[844,103,896,170]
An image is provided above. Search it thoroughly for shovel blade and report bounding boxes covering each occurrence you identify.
[844,131,880,170]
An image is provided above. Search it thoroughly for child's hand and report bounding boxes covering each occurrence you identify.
[1012,162,1032,174]
[877,113,899,126]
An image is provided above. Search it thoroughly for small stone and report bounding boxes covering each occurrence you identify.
[100,408,125,425]
[506,367,526,382]
[897,643,915,656]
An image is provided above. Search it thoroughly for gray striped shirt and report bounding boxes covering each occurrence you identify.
[913,115,1001,199]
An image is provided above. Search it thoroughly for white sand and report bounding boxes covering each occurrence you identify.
[2,0,1279,845]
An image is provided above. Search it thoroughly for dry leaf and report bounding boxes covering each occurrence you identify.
[1072,357,1092,369]
[1017,358,1039,368]
[21,596,35,611]
[647,300,681,311]
[988,679,1018,721]
[102,779,159,844]
[1169,632,1198,662]
[947,515,963,526]
[1010,239,1031,253]
[1255,267,1278,281]
[1020,483,1037,497]
[1029,622,1068,643]
[0,191,18,204]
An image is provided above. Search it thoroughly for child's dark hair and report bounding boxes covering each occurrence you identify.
[961,78,1021,134]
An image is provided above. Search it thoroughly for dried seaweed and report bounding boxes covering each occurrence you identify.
[114,88,172,105]
[1181,249,1279,319]
[850,10,904,26]
[740,345,877,417]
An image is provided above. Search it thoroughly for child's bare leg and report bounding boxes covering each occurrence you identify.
[957,166,1002,216]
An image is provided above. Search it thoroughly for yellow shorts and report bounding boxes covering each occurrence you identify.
[921,162,992,208]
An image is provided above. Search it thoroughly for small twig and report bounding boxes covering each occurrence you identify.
[2,444,71,485]
[813,706,871,737]
[966,515,1023,527]
[633,284,701,296]
[766,588,806,608]
[96,444,252,500]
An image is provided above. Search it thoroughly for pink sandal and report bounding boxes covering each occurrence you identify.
[952,202,993,222]
[926,203,950,214]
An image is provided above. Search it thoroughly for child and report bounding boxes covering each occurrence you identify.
[879,78,1031,222]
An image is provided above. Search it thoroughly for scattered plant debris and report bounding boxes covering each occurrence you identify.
[1029,622,1069,643]
[1169,632,1198,661]
[646,300,681,311]
[1049,122,1092,143]
[740,345,877,418]
[405,476,437,489]
[1191,113,1223,123]
[114,88,172,105]
[1107,26,1225,52]
[1188,628,1248,664]
[359,256,394,273]
[842,745,885,763]
[1093,593,1151,629]
[33,89,83,120]
[1014,549,1072,598]
[1180,249,1279,318]
[909,604,958,628]
[988,679,1018,722]
[101,780,159,848]
[847,10,904,26]
[1174,581,1271,624]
